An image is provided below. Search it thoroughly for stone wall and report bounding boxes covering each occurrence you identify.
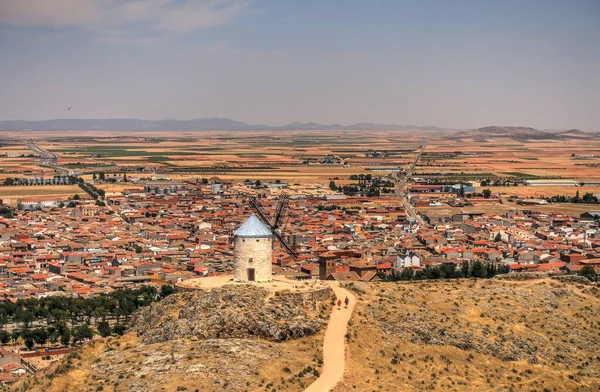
[275,287,333,310]
[234,236,272,282]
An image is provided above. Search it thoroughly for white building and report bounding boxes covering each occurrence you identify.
[396,253,421,269]
[233,214,273,282]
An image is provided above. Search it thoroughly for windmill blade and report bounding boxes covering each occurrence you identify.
[272,229,298,259]
[248,196,273,226]
[272,192,290,229]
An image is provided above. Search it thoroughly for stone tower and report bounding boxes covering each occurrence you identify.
[234,214,273,282]
[318,253,337,280]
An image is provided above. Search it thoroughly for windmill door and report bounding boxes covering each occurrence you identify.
[247,268,255,282]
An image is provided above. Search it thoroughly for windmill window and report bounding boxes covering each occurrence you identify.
[256,239,260,242]
[249,258,253,263]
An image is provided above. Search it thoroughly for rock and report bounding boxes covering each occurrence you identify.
[130,285,332,344]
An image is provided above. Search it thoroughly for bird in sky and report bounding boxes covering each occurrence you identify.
[67,107,72,111]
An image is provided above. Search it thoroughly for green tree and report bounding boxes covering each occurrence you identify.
[73,194,80,200]
[160,284,175,297]
[579,265,597,282]
[0,330,10,344]
[72,325,94,344]
[470,260,487,278]
[32,328,48,346]
[0,207,12,219]
[400,268,414,281]
[60,330,71,346]
[494,233,502,242]
[3,178,14,186]
[97,321,111,337]
[482,189,492,198]
[112,323,127,336]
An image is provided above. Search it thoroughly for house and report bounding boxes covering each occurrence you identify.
[396,253,421,269]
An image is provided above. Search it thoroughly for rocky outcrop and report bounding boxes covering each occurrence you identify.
[131,285,332,344]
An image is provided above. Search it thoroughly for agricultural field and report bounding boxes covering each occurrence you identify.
[1,129,599,203]
[0,185,86,205]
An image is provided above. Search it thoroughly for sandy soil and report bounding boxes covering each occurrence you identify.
[305,282,356,392]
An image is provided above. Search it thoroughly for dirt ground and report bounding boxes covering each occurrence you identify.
[336,278,600,392]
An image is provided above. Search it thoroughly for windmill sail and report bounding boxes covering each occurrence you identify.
[247,192,298,259]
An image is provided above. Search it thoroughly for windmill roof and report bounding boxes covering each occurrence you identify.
[235,214,273,238]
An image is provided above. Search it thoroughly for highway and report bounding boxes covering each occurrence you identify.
[394,144,427,227]
[25,140,73,175]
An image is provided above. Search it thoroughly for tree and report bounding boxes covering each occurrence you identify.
[32,328,48,346]
[123,173,127,182]
[3,178,14,186]
[160,284,175,297]
[73,194,80,200]
[329,181,337,191]
[0,330,10,344]
[22,330,35,350]
[458,184,465,198]
[112,323,127,336]
[92,173,97,181]
[494,233,502,242]
[0,207,12,219]
[97,321,111,337]
[482,189,492,199]
[470,260,487,278]
[400,268,414,281]
[58,201,65,208]
[67,201,77,208]
[579,265,597,282]
[60,330,71,346]
[72,325,94,344]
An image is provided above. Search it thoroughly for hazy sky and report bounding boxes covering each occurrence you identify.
[0,0,599,129]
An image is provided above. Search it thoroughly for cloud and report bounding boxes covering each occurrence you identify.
[0,0,250,42]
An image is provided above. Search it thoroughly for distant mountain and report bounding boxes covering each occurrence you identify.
[560,129,587,135]
[451,126,560,140]
[0,118,444,132]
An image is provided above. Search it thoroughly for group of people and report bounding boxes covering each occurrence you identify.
[337,296,350,309]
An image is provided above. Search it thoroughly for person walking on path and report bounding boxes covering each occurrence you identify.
[344,296,349,308]
[337,299,342,310]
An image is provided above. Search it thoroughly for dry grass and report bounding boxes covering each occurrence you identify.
[337,279,600,392]
[0,185,87,204]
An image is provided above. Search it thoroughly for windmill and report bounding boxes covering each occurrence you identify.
[247,192,298,259]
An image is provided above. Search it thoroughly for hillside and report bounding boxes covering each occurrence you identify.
[9,285,333,392]
[9,279,600,392]
[451,126,560,141]
[336,278,600,392]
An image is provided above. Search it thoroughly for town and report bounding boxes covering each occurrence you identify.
[0,129,599,384]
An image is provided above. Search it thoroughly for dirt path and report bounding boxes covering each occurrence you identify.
[305,282,356,392]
